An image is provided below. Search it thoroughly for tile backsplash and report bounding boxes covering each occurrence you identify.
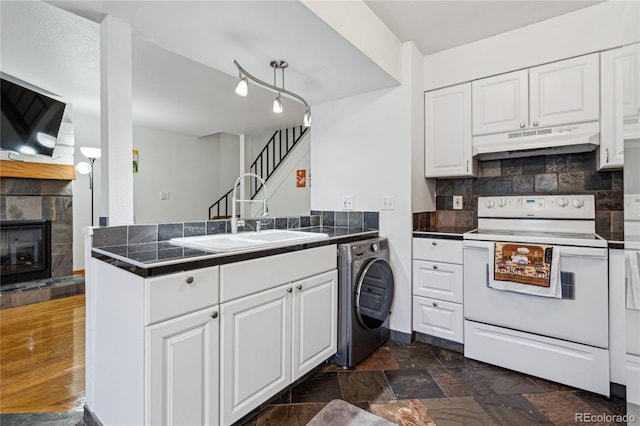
[433,151,623,235]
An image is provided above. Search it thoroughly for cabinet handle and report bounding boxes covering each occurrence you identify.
[210,311,218,319]
[432,302,438,307]
[185,276,194,284]
[520,122,525,128]
[432,265,438,270]
[606,148,609,163]
[286,287,293,293]
[297,284,302,290]
[431,241,437,246]
[533,121,539,127]
[466,160,469,172]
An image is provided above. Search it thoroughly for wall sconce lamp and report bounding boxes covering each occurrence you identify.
[234,59,311,127]
[76,147,101,226]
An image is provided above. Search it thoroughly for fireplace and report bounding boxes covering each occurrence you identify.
[0,220,52,286]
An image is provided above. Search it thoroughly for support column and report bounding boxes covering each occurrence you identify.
[99,16,134,226]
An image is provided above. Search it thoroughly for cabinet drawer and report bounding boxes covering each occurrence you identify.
[413,260,463,303]
[413,238,463,264]
[145,266,219,325]
[220,245,336,303]
[413,296,463,343]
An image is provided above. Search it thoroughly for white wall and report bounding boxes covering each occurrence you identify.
[132,127,239,224]
[311,42,427,336]
[424,0,640,90]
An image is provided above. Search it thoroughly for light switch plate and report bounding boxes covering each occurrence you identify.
[382,196,395,210]
[453,195,463,210]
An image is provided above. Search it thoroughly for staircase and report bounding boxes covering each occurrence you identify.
[208,126,309,219]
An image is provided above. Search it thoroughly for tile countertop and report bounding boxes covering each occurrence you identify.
[415,227,625,248]
[92,226,378,278]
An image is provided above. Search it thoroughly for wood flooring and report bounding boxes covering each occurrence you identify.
[0,294,85,413]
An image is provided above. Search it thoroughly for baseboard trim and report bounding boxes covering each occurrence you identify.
[390,330,413,345]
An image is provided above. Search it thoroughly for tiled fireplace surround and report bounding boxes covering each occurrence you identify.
[415,151,623,236]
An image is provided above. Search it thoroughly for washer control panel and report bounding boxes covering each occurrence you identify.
[478,195,595,219]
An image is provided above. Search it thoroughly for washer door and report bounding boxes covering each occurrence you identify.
[355,258,394,330]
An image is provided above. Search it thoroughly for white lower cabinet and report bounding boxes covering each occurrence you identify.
[412,237,464,343]
[220,269,337,425]
[147,307,219,426]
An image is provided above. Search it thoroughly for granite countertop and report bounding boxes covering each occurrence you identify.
[92,226,378,277]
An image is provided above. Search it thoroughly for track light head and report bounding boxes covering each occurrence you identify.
[303,109,311,127]
[235,76,248,97]
[273,94,283,113]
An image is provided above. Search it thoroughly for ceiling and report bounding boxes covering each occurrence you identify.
[0,0,605,138]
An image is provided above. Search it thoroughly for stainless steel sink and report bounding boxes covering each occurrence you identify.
[169,229,329,252]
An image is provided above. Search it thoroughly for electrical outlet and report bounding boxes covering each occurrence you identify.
[382,196,395,210]
[160,192,170,201]
[342,195,354,210]
[453,195,463,210]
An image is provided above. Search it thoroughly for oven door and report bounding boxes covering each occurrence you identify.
[463,239,608,348]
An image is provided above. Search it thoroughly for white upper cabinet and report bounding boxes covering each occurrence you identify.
[472,70,528,135]
[425,83,476,178]
[472,53,600,136]
[600,43,640,169]
[529,53,600,128]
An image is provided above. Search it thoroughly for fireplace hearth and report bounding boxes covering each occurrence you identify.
[1,220,52,286]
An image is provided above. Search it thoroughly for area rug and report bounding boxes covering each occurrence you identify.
[307,399,394,425]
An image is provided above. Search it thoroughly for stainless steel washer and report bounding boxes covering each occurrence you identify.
[332,237,394,369]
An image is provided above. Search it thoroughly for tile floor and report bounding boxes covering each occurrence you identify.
[240,339,628,425]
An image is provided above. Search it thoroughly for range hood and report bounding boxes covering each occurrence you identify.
[472,121,600,161]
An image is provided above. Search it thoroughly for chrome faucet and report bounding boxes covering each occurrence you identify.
[230,172,269,234]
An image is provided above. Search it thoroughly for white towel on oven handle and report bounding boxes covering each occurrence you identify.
[627,251,640,310]
[487,244,562,299]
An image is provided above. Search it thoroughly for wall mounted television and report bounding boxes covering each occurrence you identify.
[1,78,66,157]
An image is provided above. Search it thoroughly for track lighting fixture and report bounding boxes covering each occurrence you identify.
[234,59,311,126]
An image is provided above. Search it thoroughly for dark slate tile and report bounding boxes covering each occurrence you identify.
[50,282,84,299]
[387,344,441,370]
[501,158,523,176]
[474,394,552,425]
[51,242,72,256]
[480,160,501,177]
[596,191,623,211]
[456,211,474,228]
[472,177,512,195]
[322,211,335,226]
[512,175,534,193]
[557,171,584,193]
[445,196,454,210]
[384,369,445,399]
[463,195,478,212]
[5,196,43,220]
[584,170,612,191]
[521,156,546,174]
[337,371,395,403]
[310,215,321,227]
[184,222,205,237]
[92,226,127,247]
[356,347,400,371]
[158,223,183,241]
[243,220,259,232]
[413,212,419,230]
[127,242,158,253]
[42,196,73,223]
[52,222,73,245]
[287,217,300,229]
[51,253,72,277]
[364,212,379,230]
[369,399,435,424]
[436,179,455,195]
[259,218,275,230]
[290,372,342,403]
[437,211,455,227]
[348,211,363,229]
[0,195,5,220]
[612,171,623,192]
[0,411,84,425]
[573,390,627,416]
[545,155,570,173]
[335,212,348,227]
[431,347,484,369]
[455,179,474,195]
[256,403,326,426]
[568,151,595,171]
[534,174,558,192]
[422,396,494,425]
[596,212,611,235]
[300,216,311,228]
[128,224,158,244]
[611,211,624,233]
[4,178,41,195]
[41,180,73,196]
[310,210,321,216]
[206,220,226,236]
[523,391,595,425]
[436,196,446,210]
[0,178,5,195]
[275,217,287,229]
[428,367,495,398]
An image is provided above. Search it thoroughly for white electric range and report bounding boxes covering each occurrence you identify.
[463,194,610,396]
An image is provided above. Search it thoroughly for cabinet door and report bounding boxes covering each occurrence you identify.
[292,270,337,381]
[425,83,475,177]
[147,307,219,426]
[600,44,640,169]
[529,53,599,128]
[220,284,292,425]
[472,70,529,135]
